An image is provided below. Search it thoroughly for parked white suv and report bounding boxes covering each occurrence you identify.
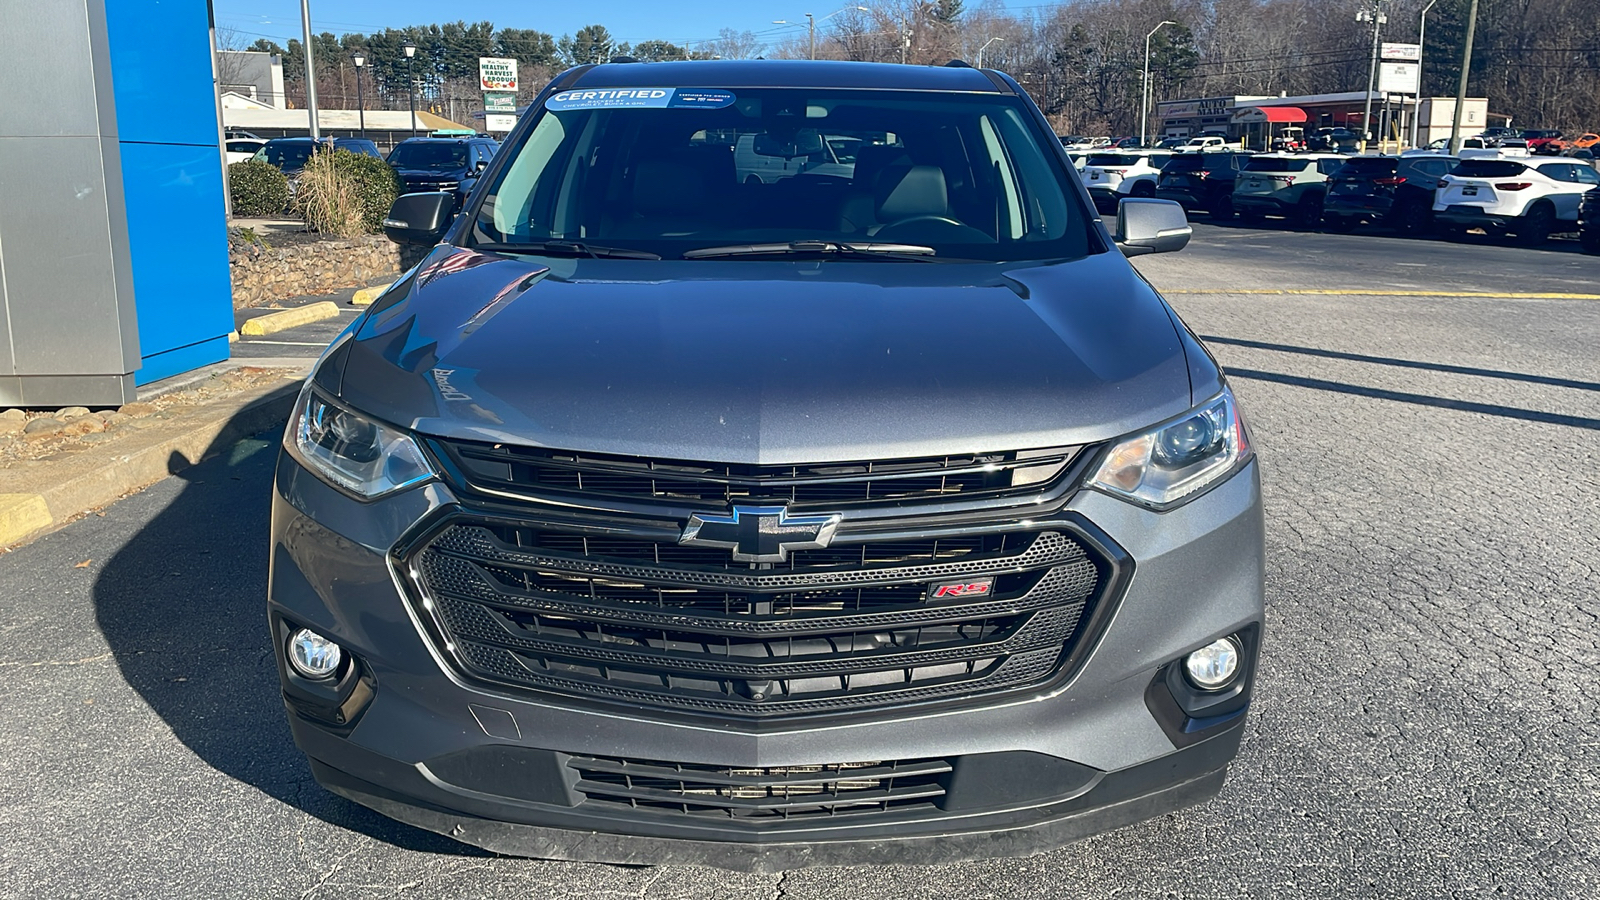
[1082,150,1175,211]
[1435,155,1600,245]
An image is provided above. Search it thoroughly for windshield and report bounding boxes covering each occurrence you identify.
[469,87,1092,262]
[388,142,470,170]
[257,142,314,168]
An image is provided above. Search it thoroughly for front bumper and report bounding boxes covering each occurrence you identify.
[268,450,1265,869]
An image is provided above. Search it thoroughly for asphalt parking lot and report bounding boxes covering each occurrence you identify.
[2,223,1598,898]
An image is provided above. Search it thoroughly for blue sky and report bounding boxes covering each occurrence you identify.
[214,0,847,55]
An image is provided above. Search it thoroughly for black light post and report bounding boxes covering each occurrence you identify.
[403,39,418,138]
[351,51,366,139]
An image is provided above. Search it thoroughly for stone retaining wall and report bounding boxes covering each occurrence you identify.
[230,233,426,307]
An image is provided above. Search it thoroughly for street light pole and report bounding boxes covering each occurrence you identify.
[976,36,1003,70]
[1141,21,1176,148]
[1357,0,1387,152]
[351,51,366,140]
[299,0,320,138]
[403,39,418,138]
[1410,0,1438,148]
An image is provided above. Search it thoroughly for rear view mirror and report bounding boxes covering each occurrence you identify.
[382,192,454,246]
[753,129,826,158]
[1114,198,1191,257]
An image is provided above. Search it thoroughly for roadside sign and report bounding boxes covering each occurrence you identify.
[484,91,517,113]
[478,57,518,91]
[484,113,518,133]
[1381,42,1420,61]
[1378,61,1419,94]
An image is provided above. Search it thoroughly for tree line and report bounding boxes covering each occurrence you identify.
[233,0,1600,136]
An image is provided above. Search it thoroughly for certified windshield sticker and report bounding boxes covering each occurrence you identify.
[545,88,736,111]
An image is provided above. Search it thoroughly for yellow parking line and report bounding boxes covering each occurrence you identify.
[1163,289,1600,300]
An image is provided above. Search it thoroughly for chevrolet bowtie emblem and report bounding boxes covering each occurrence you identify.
[679,505,842,563]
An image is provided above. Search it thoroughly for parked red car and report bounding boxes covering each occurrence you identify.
[1520,129,1567,155]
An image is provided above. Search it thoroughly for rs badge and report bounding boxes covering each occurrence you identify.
[929,577,994,599]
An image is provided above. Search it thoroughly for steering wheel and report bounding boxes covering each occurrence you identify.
[874,215,995,244]
[883,215,966,230]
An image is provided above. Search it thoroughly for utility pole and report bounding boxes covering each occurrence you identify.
[1410,0,1438,148]
[900,12,910,65]
[299,0,320,139]
[1449,0,1479,154]
[1357,0,1386,153]
[807,13,816,60]
[1141,21,1176,148]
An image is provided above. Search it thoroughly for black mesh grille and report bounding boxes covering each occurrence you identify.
[432,441,1078,509]
[410,520,1105,717]
[568,756,951,819]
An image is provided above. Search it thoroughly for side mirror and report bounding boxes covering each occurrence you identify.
[1114,198,1191,257]
[475,159,489,172]
[382,192,454,246]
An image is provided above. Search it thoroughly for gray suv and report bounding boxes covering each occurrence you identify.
[269,59,1264,871]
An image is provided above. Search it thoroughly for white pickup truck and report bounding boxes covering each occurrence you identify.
[1177,135,1243,152]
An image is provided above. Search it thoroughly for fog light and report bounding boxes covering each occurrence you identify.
[1184,637,1240,690]
[288,628,343,680]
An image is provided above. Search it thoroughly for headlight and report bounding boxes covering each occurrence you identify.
[1088,387,1251,510]
[285,385,435,499]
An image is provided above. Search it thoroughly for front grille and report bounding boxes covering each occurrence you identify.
[568,755,950,819]
[404,178,460,193]
[410,518,1106,717]
[431,441,1079,510]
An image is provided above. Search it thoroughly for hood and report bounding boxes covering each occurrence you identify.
[334,247,1199,464]
[396,167,468,181]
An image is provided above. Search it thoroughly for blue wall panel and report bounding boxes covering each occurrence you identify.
[105,0,233,385]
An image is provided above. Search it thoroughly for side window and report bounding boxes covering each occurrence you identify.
[1316,159,1343,176]
[1574,166,1600,185]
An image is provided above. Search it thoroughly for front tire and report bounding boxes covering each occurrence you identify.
[1581,226,1600,255]
[1210,192,1234,219]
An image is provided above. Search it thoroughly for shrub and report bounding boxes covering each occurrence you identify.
[228,160,290,217]
[294,149,402,237]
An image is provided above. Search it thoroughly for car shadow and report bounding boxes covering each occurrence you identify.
[90,426,486,857]
[1225,367,1600,430]
[1201,335,1600,393]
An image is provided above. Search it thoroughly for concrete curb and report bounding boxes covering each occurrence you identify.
[0,375,305,549]
[350,282,394,307]
[0,494,52,546]
[240,301,341,336]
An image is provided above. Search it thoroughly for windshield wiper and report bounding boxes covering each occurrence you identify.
[477,241,661,260]
[682,240,938,261]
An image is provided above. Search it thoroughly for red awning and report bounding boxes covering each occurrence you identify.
[1231,106,1309,124]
